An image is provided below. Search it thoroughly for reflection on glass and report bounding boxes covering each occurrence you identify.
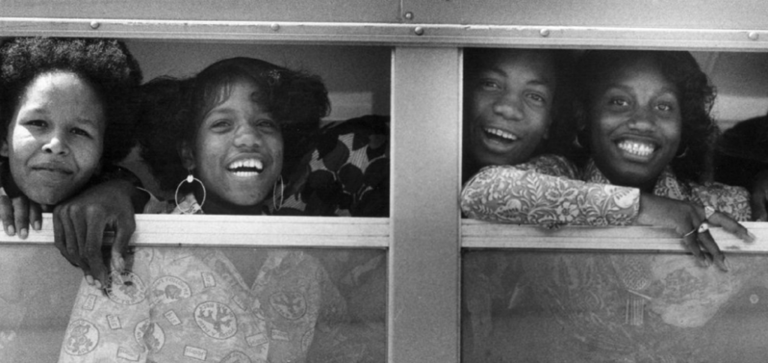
[0,246,386,362]
[463,250,768,363]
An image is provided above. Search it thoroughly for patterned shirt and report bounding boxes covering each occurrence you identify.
[462,156,755,362]
[59,193,347,363]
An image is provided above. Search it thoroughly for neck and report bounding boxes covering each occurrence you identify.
[589,159,659,193]
[194,189,266,215]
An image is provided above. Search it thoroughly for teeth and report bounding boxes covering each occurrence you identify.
[484,128,518,141]
[232,171,260,177]
[228,159,263,171]
[617,140,655,156]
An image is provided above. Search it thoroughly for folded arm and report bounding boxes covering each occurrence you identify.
[460,155,641,228]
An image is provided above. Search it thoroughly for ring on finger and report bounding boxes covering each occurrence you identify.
[697,222,710,234]
[704,206,716,220]
[683,227,697,238]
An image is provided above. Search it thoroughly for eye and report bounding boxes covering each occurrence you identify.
[255,119,281,132]
[525,92,547,105]
[209,119,232,132]
[22,119,48,129]
[607,97,630,108]
[478,79,502,91]
[70,127,92,138]
[656,102,675,113]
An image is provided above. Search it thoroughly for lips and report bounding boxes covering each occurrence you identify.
[226,157,264,177]
[483,127,519,143]
[30,162,74,175]
[615,138,657,158]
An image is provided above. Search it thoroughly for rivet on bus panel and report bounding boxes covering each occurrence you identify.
[404,11,414,20]
[414,27,424,36]
[539,28,550,37]
[748,32,759,41]
[271,23,280,31]
[90,21,100,30]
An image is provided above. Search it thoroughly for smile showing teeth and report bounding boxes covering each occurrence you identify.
[484,127,518,141]
[617,140,655,157]
[227,159,264,175]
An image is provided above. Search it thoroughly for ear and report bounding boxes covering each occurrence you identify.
[179,141,196,171]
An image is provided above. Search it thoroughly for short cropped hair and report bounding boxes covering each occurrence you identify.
[139,57,330,191]
[463,48,578,160]
[0,37,143,164]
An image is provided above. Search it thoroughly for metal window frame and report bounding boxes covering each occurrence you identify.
[2,16,768,363]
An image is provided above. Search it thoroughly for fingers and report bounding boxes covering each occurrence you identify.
[695,230,728,271]
[111,217,136,275]
[58,205,94,282]
[681,225,705,265]
[708,211,756,243]
[0,195,42,238]
[53,208,82,269]
[684,209,754,273]
[0,195,15,236]
[11,196,29,239]
[29,202,42,231]
[85,217,109,290]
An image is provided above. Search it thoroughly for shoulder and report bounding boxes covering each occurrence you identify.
[690,181,752,221]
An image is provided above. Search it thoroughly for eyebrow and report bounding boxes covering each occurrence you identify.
[606,83,678,96]
[75,117,101,128]
[20,107,102,128]
[202,107,237,120]
[482,67,554,87]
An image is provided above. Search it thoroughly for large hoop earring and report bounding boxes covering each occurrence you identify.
[175,172,206,214]
[676,146,689,158]
[273,175,284,211]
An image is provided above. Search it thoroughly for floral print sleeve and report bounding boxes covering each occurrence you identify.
[691,182,752,222]
[460,154,641,227]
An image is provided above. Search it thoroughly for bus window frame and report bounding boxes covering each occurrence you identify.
[2,16,768,363]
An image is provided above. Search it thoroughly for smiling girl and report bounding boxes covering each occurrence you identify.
[463,48,576,180]
[58,58,349,363]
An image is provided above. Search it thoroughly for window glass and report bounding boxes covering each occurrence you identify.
[463,249,768,362]
[1,245,386,362]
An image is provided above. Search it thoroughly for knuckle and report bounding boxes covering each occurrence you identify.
[85,204,103,216]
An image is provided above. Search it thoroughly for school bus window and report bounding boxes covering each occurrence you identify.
[460,48,768,362]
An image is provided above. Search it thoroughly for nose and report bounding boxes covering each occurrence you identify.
[627,105,657,132]
[233,123,263,149]
[491,91,524,121]
[41,131,70,155]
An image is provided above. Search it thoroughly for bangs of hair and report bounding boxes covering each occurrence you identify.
[189,65,273,137]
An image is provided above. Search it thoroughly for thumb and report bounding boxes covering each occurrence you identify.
[110,218,135,274]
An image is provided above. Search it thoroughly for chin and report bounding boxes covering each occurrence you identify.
[611,167,659,187]
[24,189,69,206]
[228,193,269,207]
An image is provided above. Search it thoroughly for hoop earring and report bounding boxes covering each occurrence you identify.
[676,146,689,158]
[273,175,284,211]
[175,172,206,214]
